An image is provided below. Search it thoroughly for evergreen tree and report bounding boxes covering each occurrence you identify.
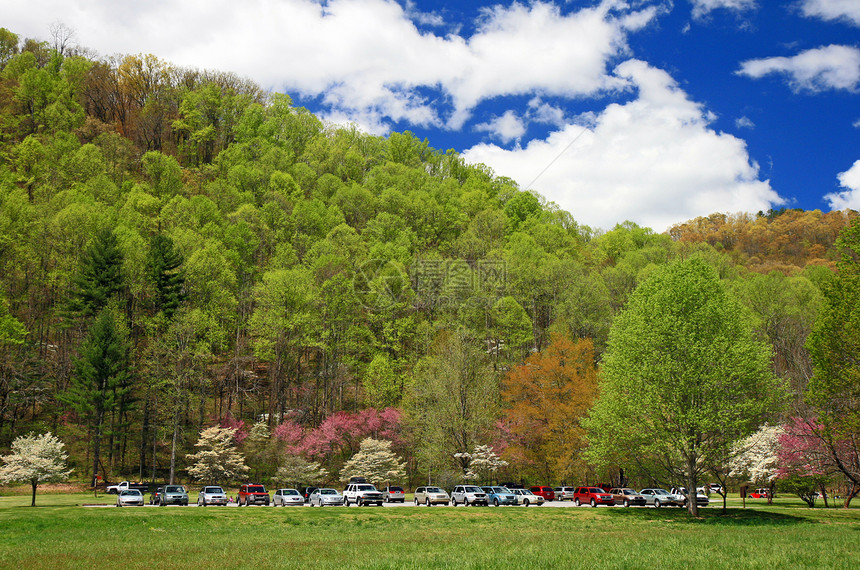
[59,308,132,486]
[147,233,186,318]
[66,227,124,319]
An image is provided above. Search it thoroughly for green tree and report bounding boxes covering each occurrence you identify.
[274,455,329,488]
[584,257,785,515]
[805,218,860,500]
[66,227,124,319]
[60,308,132,487]
[0,432,71,506]
[147,233,186,318]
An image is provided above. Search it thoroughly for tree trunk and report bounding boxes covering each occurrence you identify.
[31,480,37,507]
[844,482,860,508]
[169,407,179,484]
[685,454,699,516]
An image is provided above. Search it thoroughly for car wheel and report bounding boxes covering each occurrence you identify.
[357,497,363,507]
[575,498,581,507]
[426,498,431,507]
[523,499,529,506]
[590,498,596,508]
[494,498,499,507]
[624,500,630,508]
[654,499,661,508]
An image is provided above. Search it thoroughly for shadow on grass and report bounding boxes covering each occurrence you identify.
[603,507,805,526]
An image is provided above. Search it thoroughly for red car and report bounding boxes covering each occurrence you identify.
[529,486,556,502]
[238,484,270,506]
[574,486,614,507]
[749,488,771,499]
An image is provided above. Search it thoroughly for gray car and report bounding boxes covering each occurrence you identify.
[197,486,228,506]
[414,486,450,506]
[273,488,305,506]
[159,484,189,506]
[309,488,344,506]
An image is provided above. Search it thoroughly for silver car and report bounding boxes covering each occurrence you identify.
[414,486,450,506]
[511,488,544,506]
[116,489,144,507]
[554,487,576,501]
[451,485,488,506]
[309,488,344,507]
[273,488,305,506]
[197,486,228,506]
[639,488,684,508]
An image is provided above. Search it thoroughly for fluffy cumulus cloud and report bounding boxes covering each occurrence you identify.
[3,0,656,133]
[737,45,860,92]
[800,0,860,26]
[474,110,527,144]
[824,160,860,210]
[463,60,782,232]
[689,0,757,19]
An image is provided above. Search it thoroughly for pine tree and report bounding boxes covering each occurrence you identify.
[66,227,124,320]
[59,308,132,486]
[147,233,185,318]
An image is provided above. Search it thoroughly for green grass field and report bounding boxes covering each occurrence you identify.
[1,492,858,569]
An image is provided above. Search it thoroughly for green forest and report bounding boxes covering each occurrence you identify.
[0,27,858,497]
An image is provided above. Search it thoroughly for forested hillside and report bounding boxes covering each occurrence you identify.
[0,28,856,489]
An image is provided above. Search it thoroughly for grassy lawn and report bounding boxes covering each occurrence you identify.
[1,493,858,569]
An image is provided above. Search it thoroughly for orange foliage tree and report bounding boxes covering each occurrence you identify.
[500,335,597,483]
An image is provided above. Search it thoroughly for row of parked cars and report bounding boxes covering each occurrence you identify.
[115,481,710,508]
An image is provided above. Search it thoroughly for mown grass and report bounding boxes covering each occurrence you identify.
[1,493,858,569]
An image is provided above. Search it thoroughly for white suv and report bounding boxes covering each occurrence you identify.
[451,485,488,506]
[343,483,384,506]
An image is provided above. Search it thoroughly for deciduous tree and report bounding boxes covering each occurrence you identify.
[340,438,405,486]
[186,426,249,485]
[0,432,71,506]
[585,257,785,515]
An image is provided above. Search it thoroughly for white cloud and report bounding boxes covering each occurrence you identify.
[737,45,860,92]
[824,160,860,210]
[2,0,656,130]
[528,98,567,128]
[463,60,783,232]
[689,0,757,19]
[735,116,755,129]
[474,111,527,144]
[800,0,860,26]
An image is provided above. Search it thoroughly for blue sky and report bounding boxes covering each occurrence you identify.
[3,0,859,231]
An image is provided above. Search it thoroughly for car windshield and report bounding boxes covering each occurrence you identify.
[247,486,265,492]
[166,486,184,493]
[357,485,375,491]
[320,489,336,495]
[623,490,636,495]
[464,486,482,493]
[284,489,300,495]
[204,487,223,494]
[388,487,403,492]
[121,490,141,496]
[589,488,604,493]
[654,489,670,495]
[426,487,442,493]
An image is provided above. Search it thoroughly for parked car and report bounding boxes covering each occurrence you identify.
[150,487,163,505]
[302,487,319,503]
[414,486,450,506]
[197,486,228,506]
[238,484,270,506]
[609,488,647,507]
[671,487,709,508]
[116,489,144,507]
[553,486,576,501]
[309,488,344,507]
[383,486,405,503]
[273,488,304,506]
[343,482,384,506]
[529,486,556,502]
[451,485,489,506]
[708,483,725,495]
[156,484,189,506]
[639,488,684,508]
[481,486,518,506]
[573,486,614,507]
[748,488,771,499]
[511,488,544,506]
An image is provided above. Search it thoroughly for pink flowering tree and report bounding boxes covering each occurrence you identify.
[776,417,834,507]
